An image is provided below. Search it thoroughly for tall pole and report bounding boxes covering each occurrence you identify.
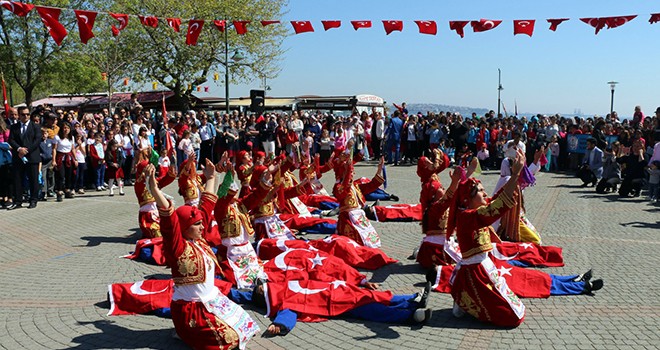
[224,25,230,115]
[607,81,618,117]
[497,68,502,118]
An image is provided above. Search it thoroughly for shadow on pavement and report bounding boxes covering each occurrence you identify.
[619,221,660,229]
[70,320,186,350]
[76,228,142,247]
[368,263,424,283]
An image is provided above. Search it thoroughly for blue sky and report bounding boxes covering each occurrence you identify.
[225,0,660,117]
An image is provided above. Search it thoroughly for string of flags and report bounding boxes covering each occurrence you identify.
[2,1,660,46]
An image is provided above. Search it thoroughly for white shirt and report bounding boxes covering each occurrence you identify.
[375,119,385,139]
[54,136,74,153]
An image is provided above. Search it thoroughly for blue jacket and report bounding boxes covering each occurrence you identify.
[0,142,11,166]
[386,117,403,141]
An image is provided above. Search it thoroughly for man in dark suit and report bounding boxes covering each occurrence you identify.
[7,106,41,209]
[578,137,604,187]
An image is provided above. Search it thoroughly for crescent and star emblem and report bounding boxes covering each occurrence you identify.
[288,280,326,295]
[130,281,169,296]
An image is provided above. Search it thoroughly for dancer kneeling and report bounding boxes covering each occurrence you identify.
[145,160,259,350]
[447,149,603,327]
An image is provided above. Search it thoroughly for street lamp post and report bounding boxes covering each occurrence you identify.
[607,81,618,116]
[497,69,503,118]
[223,24,244,115]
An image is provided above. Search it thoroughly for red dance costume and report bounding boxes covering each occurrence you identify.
[134,160,176,238]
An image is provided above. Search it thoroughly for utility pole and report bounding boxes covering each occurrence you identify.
[497,69,503,118]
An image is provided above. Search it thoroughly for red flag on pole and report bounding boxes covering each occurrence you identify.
[74,10,97,44]
[449,21,469,38]
[166,18,181,32]
[36,6,68,46]
[382,20,403,35]
[414,20,437,35]
[351,20,372,30]
[162,95,174,157]
[471,19,502,32]
[186,19,204,45]
[233,21,250,35]
[513,20,535,37]
[139,15,159,28]
[2,76,11,116]
[1,1,35,16]
[321,20,341,31]
[290,20,314,34]
[110,13,129,36]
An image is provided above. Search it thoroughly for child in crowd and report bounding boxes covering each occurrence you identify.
[190,124,201,167]
[177,130,193,163]
[158,147,171,172]
[319,129,333,164]
[427,120,441,151]
[105,139,125,196]
[440,139,455,165]
[648,160,660,202]
[89,132,106,191]
[74,134,87,194]
[549,135,560,172]
[476,144,490,171]
[302,129,314,163]
[39,129,55,200]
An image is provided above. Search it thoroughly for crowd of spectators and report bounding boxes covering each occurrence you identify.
[1,98,659,210]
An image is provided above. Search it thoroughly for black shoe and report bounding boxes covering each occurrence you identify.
[408,246,420,260]
[56,193,63,202]
[27,202,37,209]
[583,279,604,294]
[6,203,20,210]
[418,282,432,308]
[574,269,593,282]
[580,183,589,187]
[364,205,376,221]
[47,191,55,198]
[426,267,438,284]
[326,207,340,217]
[389,194,399,201]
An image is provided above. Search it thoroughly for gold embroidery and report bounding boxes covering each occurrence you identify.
[189,319,197,328]
[150,222,162,238]
[177,245,198,276]
[204,314,239,347]
[476,198,505,217]
[460,291,481,318]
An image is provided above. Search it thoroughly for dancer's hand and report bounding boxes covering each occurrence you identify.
[266,324,281,336]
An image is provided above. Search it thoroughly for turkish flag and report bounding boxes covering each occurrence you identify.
[382,20,403,35]
[513,19,535,37]
[36,7,68,46]
[290,20,314,34]
[414,20,437,35]
[351,20,372,30]
[471,19,502,32]
[110,13,129,37]
[256,238,312,261]
[265,279,393,319]
[1,1,34,16]
[650,14,660,24]
[604,15,637,29]
[74,10,97,44]
[547,18,569,31]
[186,19,204,45]
[139,15,159,28]
[107,279,173,316]
[263,249,367,286]
[494,242,564,268]
[233,20,250,35]
[449,21,469,38]
[166,18,181,32]
[261,20,280,27]
[213,20,226,32]
[308,235,397,270]
[580,17,607,34]
[321,20,341,31]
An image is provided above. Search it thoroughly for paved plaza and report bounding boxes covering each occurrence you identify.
[0,163,658,350]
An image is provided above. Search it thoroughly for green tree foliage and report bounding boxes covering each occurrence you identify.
[0,0,103,107]
[112,0,288,110]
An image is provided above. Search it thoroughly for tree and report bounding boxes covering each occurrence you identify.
[0,0,101,107]
[113,0,288,110]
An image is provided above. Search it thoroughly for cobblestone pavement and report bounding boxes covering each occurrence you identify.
[0,162,658,350]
